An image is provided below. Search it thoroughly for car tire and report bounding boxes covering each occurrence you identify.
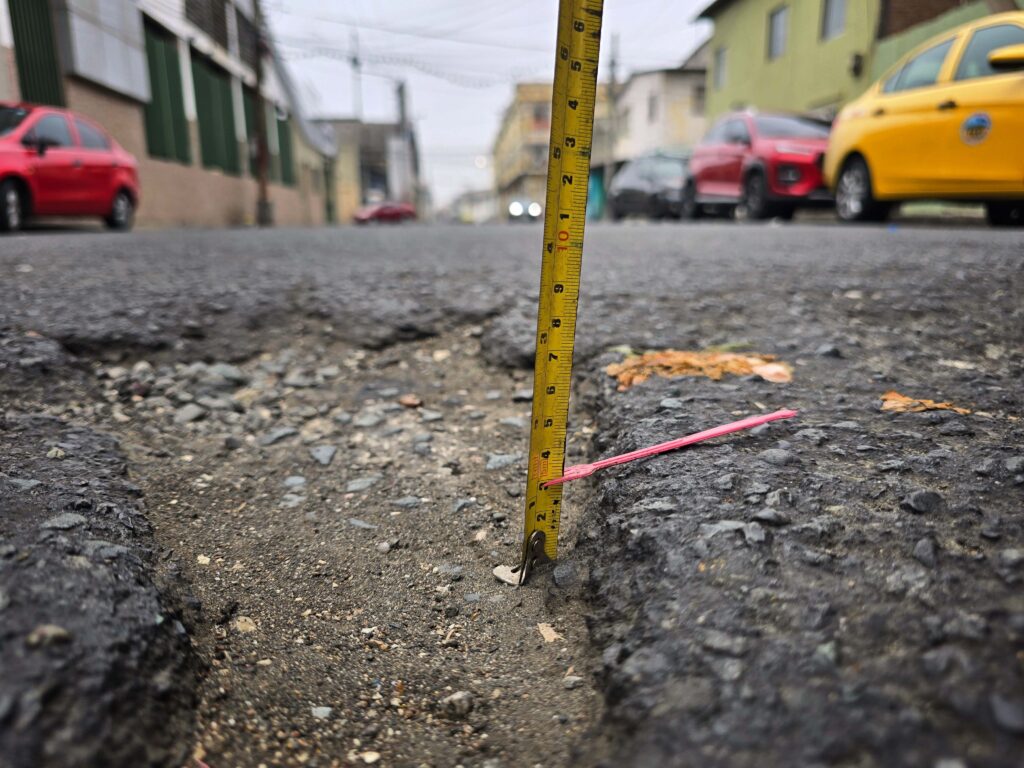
[776,205,796,221]
[835,156,890,223]
[742,172,773,220]
[681,183,702,220]
[985,202,1024,227]
[105,190,135,231]
[1,179,25,233]
[609,203,624,222]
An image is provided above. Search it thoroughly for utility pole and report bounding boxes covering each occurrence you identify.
[350,29,362,120]
[604,33,619,220]
[253,0,273,227]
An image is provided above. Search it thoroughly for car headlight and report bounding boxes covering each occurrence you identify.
[527,202,542,217]
[509,201,524,217]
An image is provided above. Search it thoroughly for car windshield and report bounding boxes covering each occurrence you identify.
[754,115,830,139]
[649,157,686,180]
[0,106,30,137]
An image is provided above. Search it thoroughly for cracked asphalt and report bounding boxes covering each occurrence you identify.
[1,222,1022,768]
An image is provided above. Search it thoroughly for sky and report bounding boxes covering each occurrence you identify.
[265,0,711,206]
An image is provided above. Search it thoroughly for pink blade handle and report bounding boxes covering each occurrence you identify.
[543,408,798,487]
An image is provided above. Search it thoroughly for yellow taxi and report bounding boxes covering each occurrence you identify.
[824,12,1024,226]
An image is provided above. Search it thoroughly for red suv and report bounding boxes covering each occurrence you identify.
[0,103,139,232]
[683,112,832,220]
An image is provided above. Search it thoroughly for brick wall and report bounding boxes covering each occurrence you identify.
[64,78,326,229]
[879,0,969,38]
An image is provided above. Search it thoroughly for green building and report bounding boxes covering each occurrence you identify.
[698,0,1024,120]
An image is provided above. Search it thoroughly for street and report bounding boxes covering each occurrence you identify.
[2,222,1022,768]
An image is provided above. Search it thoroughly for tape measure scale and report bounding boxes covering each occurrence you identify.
[517,0,604,581]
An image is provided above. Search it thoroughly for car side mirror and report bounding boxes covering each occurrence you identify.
[988,43,1024,70]
[22,136,51,156]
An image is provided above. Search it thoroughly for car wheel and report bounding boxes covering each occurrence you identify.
[1,180,25,232]
[105,190,135,231]
[776,205,796,221]
[681,183,702,220]
[742,172,772,220]
[835,156,890,223]
[609,203,624,221]
[985,202,1024,227]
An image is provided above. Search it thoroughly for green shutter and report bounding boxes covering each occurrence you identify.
[143,23,190,164]
[9,0,65,106]
[242,86,256,176]
[192,52,240,175]
[278,116,295,186]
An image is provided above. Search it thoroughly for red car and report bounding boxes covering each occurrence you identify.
[354,201,416,224]
[0,102,139,232]
[683,112,832,220]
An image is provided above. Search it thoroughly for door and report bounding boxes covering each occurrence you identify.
[933,21,1024,195]
[718,118,750,199]
[73,117,118,215]
[863,37,957,196]
[691,120,726,198]
[23,113,84,215]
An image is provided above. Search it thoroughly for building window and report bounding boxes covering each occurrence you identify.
[767,6,788,60]
[531,103,549,130]
[192,51,240,174]
[821,0,845,40]
[647,94,658,123]
[143,21,190,164]
[186,0,229,50]
[278,114,295,186]
[713,47,727,90]
[236,7,259,70]
[692,84,706,115]
[8,0,65,106]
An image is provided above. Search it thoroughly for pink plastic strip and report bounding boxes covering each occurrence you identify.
[543,408,798,487]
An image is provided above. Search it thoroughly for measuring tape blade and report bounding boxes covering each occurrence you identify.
[518,0,604,581]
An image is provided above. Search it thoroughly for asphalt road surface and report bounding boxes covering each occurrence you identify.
[1,222,1022,768]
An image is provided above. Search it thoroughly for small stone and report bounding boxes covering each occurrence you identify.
[376,541,391,554]
[1005,456,1024,474]
[553,562,579,588]
[440,691,474,718]
[346,475,382,493]
[485,390,501,400]
[391,496,421,509]
[46,447,66,460]
[360,752,381,765]
[309,445,337,466]
[348,518,377,530]
[412,432,433,444]
[311,706,333,720]
[26,624,71,647]
[973,458,997,476]
[659,397,685,410]
[258,427,297,446]
[283,475,306,489]
[499,416,527,429]
[714,473,735,491]
[486,453,522,471]
[2,475,41,491]
[398,393,423,408]
[353,411,385,428]
[900,490,945,515]
[563,675,584,690]
[752,508,789,526]
[815,343,842,358]
[452,498,475,513]
[223,435,242,451]
[231,616,257,633]
[464,592,481,604]
[758,448,794,466]
[208,363,248,384]
[998,549,1024,569]
[913,538,937,568]
[877,459,906,472]
[41,512,86,530]
[794,428,828,445]
[991,694,1024,733]
[511,389,533,402]
[742,522,766,544]
[196,554,211,565]
[702,629,748,656]
[420,409,444,422]
[814,640,839,665]
[174,403,206,424]
[279,493,305,508]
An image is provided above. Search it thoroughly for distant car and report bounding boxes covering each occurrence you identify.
[354,201,416,224]
[684,112,832,220]
[607,152,689,220]
[0,102,139,232]
[825,11,1024,226]
[507,199,542,222]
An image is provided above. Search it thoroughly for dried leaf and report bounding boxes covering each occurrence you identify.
[606,349,793,391]
[537,623,564,643]
[880,391,971,416]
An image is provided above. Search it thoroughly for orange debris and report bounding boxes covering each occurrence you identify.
[880,391,970,415]
[606,349,793,392]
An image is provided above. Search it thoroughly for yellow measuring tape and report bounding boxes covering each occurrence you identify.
[516,0,604,584]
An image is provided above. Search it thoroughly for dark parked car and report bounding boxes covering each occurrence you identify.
[0,102,140,232]
[607,152,689,220]
[354,201,416,224]
[684,112,832,220]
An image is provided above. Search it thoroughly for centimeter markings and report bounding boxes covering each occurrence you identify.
[520,0,603,567]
